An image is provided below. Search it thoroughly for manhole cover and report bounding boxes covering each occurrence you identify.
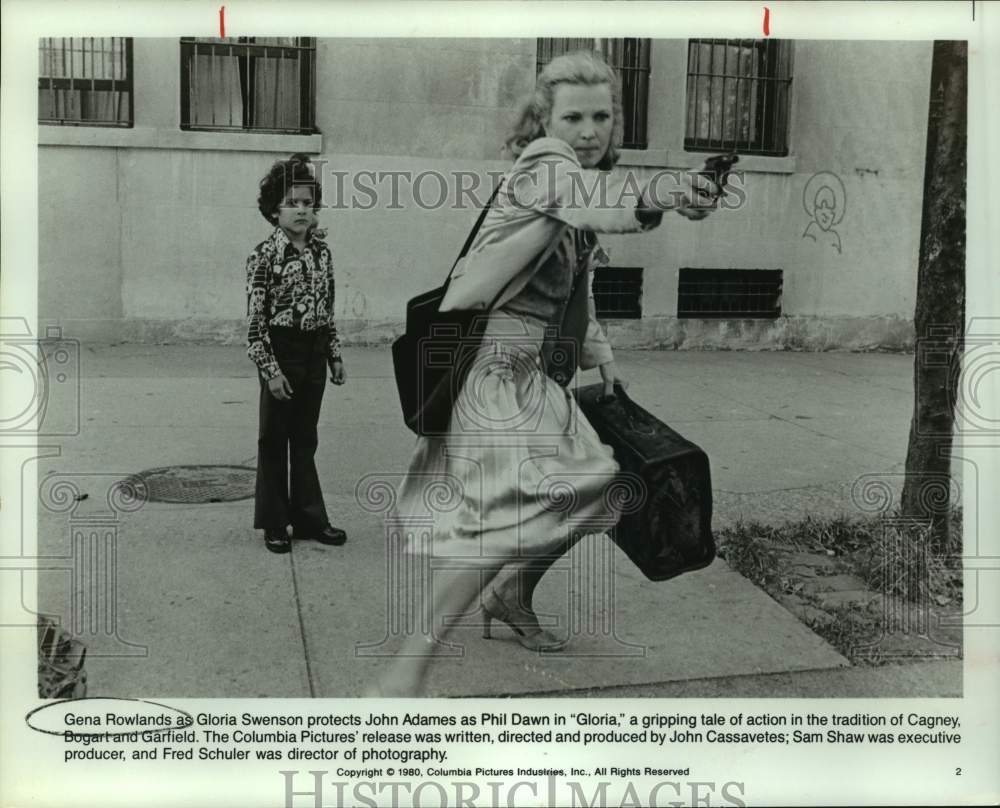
[124,465,256,504]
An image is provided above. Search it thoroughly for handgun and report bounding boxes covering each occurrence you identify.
[701,152,740,192]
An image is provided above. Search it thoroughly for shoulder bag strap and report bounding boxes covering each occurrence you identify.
[442,180,569,312]
[444,181,504,285]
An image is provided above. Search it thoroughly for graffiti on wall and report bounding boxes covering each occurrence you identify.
[802,171,846,255]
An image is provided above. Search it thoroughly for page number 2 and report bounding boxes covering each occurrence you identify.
[955,768,962,776]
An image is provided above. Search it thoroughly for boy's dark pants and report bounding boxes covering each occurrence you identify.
[254,326,331,535]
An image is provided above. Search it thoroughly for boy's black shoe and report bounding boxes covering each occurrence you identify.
[265,531,291,554]
[312,526,347,546]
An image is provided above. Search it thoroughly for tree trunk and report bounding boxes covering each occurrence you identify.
[901,41,967,548]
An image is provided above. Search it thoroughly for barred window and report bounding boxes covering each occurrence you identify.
[180,38,316,134]
[677,269,783,319]
[685,39,793,157]
[38,38,133,127]
[537,38,651,150]
[593,267,643,319]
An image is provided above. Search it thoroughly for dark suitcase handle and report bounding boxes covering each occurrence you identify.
[596,383,654,435]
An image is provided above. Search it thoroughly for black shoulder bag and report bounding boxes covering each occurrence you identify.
[391,184,505,436]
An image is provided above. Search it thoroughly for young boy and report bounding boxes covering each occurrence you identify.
[246,153,347,554]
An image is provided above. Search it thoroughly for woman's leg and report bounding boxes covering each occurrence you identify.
[489,532,586,636]
[374,561,503,697]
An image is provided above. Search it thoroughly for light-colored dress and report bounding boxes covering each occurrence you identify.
[390,138,661,559]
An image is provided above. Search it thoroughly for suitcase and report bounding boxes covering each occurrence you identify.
[574,382,716,581]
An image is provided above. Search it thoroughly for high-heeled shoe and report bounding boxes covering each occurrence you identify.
[481,588,565,652]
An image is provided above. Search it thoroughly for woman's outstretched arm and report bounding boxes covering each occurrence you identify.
[509,137,718,234]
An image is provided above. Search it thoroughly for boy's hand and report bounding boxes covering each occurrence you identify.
[267,373,292,401]
[329,359,346,385]
[267,372,294,401]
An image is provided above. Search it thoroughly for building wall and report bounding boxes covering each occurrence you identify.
[597,39,929,350]
[38,38,932,349]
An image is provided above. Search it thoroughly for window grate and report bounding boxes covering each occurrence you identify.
[593,267,643,319]
[684,39,793,157]
[536,38,651,150]
[38,38,133,127]
[677,269,783,318]
[180,37,316,134]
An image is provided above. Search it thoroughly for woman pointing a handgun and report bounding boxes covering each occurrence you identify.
[375,50,724,696]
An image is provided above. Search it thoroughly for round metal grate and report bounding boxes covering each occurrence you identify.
[124,465,256,504]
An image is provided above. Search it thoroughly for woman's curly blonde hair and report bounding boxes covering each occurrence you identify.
[504,50,624,171]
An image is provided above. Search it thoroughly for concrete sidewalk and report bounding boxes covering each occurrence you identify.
[33,344,959,697]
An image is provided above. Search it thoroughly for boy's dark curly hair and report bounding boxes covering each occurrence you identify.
[257,152,323,225]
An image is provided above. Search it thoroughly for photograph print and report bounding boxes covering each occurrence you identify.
[30,34,968,700]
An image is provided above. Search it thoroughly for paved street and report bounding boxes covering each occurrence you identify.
[30,344,961,697]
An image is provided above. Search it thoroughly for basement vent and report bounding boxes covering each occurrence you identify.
[677,268,783,318]
[593,267,643,319]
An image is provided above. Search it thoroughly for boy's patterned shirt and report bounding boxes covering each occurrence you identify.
[246,227,342,380]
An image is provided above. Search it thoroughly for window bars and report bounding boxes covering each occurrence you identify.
[180,38,316,134]
[536,38,651,150]
[38,38,133,127]
[684,39,793,157]
[593,267,644,319]
[677,269,783,318]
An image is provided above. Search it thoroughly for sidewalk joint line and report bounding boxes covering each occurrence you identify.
[289,548,316,698]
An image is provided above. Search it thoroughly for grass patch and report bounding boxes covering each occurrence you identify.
[717,510,963,664]
[802,604,887,666]
[849,518,962,606]
[715,523,784,590]
[718,510,962,606]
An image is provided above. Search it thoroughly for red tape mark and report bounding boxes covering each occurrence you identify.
[763,6,770,36]
[219,5,225,38]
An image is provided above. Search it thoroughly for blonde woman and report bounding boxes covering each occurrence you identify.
[376,51,718,696]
